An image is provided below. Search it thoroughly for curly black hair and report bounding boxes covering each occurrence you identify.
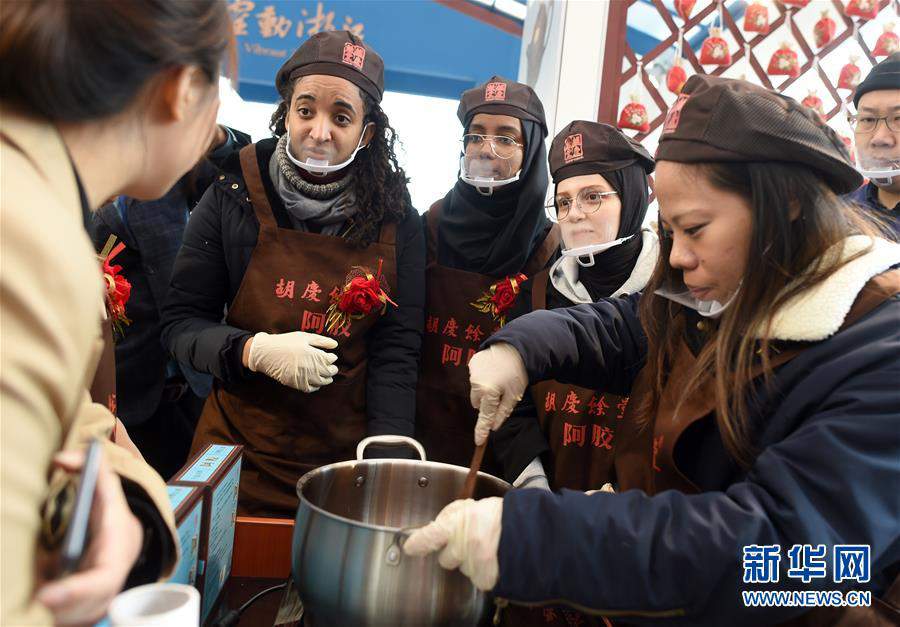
[269,88,411,248]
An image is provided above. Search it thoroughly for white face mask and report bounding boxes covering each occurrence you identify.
[285,123,373,176]
[458,155,521,196]
[562,235,634,267]
[654,281,741,319]
[858,157,900,188]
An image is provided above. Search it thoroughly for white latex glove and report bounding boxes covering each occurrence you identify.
[403,497,503,591]
[585,483,616,496]
[469,343,528,446]
[247,331,339,392]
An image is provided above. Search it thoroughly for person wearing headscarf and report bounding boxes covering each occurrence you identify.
[498,120,659,626]
[161,31,425,516]
[407,75,900,626]
[415,76,559,482]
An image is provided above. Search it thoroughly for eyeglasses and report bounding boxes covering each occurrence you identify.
[848,114,900,133]
[544,189,618,222]
[461,133,523,159]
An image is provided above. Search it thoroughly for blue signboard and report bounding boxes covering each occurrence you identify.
[228,0,522,102]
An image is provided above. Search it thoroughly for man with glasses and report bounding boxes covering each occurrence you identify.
[415,76,559,487]
[846,52,900,239]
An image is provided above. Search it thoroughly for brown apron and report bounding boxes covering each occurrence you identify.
[190,144,397,517]
[505,271,622,627]
[610,270,900,626]
[529,269,627,492]
[414,201,559,472]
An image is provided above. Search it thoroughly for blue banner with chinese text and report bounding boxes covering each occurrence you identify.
[228,0,522,102]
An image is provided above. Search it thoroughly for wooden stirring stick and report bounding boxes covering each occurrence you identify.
[458,442,486,500]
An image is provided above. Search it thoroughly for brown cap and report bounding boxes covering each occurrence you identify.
[657,75,861,194]
[457,76,548,136]
[275,31,384,103]
[549,120,655,183]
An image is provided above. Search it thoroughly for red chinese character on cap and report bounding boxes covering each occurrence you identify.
[563,133,583,163]
[484,81,507,101]
[663,93,689,134]
[341,42,366,70]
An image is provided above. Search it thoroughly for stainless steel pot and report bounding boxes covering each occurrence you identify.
[292,435,510,627]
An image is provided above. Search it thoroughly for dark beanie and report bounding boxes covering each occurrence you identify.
[853,52,900,108]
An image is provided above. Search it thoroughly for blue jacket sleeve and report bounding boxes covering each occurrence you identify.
[364,207,425,442]
[160,184,253,384]
[494,319,900,626]
[484,293,647,396]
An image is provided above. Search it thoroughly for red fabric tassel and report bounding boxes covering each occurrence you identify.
[837,58,862,90]
[844,0,879,21]
[618,96,650,133]
[675,0,697,21]
[744,2,770,34]
[873,24,899,57]
[700,28,732,66]
[767,43,800,77]
[814,12,836,48]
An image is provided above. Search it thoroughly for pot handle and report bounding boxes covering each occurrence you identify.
[356,435,427,462]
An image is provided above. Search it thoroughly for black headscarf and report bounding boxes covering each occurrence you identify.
[574,163,650,300]
[436,119,550,278]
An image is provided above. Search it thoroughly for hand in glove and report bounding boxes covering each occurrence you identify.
[246,331,339,392]
[469,343,528,446]
[403,497,503,591]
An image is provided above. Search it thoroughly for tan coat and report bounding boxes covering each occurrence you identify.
[1,106,178,624]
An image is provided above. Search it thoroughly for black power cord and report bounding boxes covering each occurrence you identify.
[214,581,287,627]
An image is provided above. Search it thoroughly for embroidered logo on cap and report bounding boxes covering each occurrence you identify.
[663,94,690,134]
[484,82,507,101]
[563,133,584,163]
[342,43,366,70]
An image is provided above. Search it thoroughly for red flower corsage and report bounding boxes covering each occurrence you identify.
[470,273,528,327]
[99,236,132,339]
[325,259,396,334]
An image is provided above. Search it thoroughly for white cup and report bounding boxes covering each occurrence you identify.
[108,583,199,626]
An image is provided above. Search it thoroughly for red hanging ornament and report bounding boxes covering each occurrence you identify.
[779,0,810,6]
[814,11,836,48]
[844,0,879,21]
[667,57,688,94]
[618,95,650,133]
[873,23,899,57]
[801,90,825,122]
[837,55,862,90]
[744,1,770,34]
[700,27,732,65]
[675,0,697,21]
[767,42,800,77]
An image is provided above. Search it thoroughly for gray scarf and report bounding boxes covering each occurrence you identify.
[269,134,358,236]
